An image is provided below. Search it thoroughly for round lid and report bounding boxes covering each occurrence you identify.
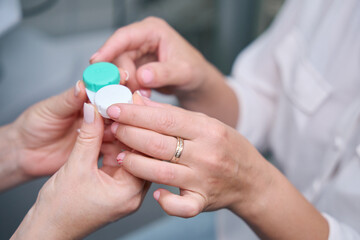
[83,62,120,92]
[94,84,133,118]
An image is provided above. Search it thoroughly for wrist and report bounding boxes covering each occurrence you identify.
[228,145,279,220]
[11,202,70,240]
[0,124,30,191]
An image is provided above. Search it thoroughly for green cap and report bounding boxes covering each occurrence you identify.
[83,62,120,92]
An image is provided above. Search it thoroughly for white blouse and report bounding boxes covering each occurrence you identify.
[217,0,360,239]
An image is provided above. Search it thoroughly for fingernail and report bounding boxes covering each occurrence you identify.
[124,70,130,81]
[90,52,100,62]
[116,152,126,165]
[153,190,160,201]
[111,122,120,134]
[83,103,95,124]
[139,89,151,98]
[141,68,153,84]
[74,80,81,97]
[107,106,121,118]
[135,90,143,97]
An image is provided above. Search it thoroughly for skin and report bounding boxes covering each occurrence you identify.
[106,98,329,240]
[90,17,238,128]
[0,80,148,238]
[11,103,149,240]
[0,81,87,191]
[91,17,329,239]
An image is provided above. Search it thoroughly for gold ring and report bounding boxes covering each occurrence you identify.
[170,137,184,163]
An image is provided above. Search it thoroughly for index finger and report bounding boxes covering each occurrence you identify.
[107,103,205,140]
[90,17,166,63]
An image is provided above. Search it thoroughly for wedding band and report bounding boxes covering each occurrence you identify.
[171,137,184,163]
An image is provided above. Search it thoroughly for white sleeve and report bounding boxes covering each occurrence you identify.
[227,0,299,151]
[322,213,360,240]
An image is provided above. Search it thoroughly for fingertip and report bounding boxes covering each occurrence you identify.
[140,68,154,85]
[153,190,161,201]
[111,122,120,134]
[107,105,121,119]
[133,90,145,105]
[118,68,130,85]
[90,51,101,63]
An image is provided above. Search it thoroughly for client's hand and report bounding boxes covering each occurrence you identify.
[11,103,149,240]
[13,82,87,179]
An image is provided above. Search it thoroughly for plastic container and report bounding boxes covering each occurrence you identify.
[83,62,132,118]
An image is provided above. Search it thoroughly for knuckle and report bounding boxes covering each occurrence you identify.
[128,195,142,212]
[209,119,228,142]
[146,136,168,158]
[154,165,175,184]
[78,130,98,145]
[115,125,128,141]
[183,201,202,218]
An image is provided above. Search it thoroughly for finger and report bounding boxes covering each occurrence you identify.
[132,90,145,105]
[113,53,137,87]
[154,189,205,218]
[136,61,191,89]
[103,124,116,142]
[101,142,131,167]
[113,54,152,98]
[117,151,193,188]
[69,103,104,168]
[107,103,203,140]
[90,17,166,63]
[43,80,87,119]
[111,122,192,164]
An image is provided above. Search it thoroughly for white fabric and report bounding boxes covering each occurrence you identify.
[217,0,360,239]
[0,0,21,37]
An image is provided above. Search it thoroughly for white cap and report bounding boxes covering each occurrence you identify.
[94,84,133,118]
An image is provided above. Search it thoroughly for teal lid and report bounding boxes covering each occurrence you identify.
[83,62,120,92]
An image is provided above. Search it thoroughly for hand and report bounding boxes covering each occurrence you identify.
[105,97,329,240]
[90,17,238,127]
[11,81,87,180]
[90,17,222,98]
[105,98,269,217]
[11,103,149,240]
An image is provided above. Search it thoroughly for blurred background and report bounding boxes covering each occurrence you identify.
[0,0,283,239]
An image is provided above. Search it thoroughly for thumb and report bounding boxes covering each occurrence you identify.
[136,62,191,89]
[43,80,87,119]
[69,103,104,168]
[153,189,205,218]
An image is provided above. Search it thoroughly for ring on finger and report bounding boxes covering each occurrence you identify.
[170,137,184,164]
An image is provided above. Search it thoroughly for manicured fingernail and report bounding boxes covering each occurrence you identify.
[141,68,153,84]
[139,89,151,98]
[83,103,94,124]
[111,122,119,134]
[135,90,143,97]
[74,80,81,97]
[90,52,99,62]
[124,70,130,81]
[107,106,121,118]
[153,190,160,201]
[116,152,126,165]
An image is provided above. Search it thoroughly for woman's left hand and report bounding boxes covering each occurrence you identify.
[12,103,149,239]
[106,97,273,218]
